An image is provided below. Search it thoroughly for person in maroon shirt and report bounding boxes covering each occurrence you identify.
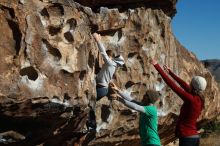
[151,59,207,146]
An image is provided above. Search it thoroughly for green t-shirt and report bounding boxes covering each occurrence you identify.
[139,106,161,146]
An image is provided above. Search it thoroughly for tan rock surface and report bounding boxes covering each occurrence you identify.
[0,0,219,146]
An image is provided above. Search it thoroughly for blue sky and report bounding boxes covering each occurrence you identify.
[172,0,220,60]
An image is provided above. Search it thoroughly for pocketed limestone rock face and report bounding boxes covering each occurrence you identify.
[74,0,177,17]
[0,0,219,146]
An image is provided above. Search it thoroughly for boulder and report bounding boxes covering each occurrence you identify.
[0,0,219,145]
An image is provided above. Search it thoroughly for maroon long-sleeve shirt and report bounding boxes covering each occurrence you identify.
[154,64,202,137]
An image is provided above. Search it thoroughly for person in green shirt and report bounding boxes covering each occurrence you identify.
[110,82,161,146]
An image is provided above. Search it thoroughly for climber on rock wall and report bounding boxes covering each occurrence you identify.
[86,32,125,131]
[110,82,161,146]
[151,59,207,146]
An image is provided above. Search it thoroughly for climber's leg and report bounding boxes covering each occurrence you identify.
[96,87,108,101]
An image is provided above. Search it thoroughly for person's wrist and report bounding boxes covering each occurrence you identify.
[168,69,171,73]
[96,39,101,43]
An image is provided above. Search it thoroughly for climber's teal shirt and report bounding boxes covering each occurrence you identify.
[117,91,161,146]
[139,106,161,146]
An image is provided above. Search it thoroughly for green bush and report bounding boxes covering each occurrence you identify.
[201,120,220,138]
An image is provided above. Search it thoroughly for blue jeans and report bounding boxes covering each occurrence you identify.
[96,87,109,101]
[179,137,200,146]
[87,87,109,130]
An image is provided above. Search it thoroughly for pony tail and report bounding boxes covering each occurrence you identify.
[198,91,205,108]
[192,89,205,108]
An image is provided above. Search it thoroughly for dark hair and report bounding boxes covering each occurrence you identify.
[106,50,114,57]
[114,55,120,58]
[143,90,160,104]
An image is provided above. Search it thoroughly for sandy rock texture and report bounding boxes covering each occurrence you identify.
[0,0,219,145]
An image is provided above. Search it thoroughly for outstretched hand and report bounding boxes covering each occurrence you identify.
[163,65,170,73]
[150,59,157,65]
[111,93,121,100]
[109,82,120,93]
[93,33,101,41]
